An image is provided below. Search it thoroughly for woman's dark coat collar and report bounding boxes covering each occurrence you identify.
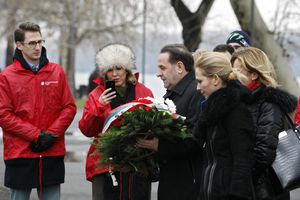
[252,85,297,114]
[198,80,251,127]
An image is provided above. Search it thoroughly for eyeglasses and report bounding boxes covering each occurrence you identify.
[22,40,45,49]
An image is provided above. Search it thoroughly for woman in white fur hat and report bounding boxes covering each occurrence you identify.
[79,43,154,200]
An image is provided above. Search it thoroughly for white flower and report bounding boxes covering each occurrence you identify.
[137,97,177,114]
[154,97,165,105]
[150,97,165,111]
[165,98,176,113]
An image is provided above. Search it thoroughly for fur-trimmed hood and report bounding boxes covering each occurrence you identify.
[198,80,252,127]
[252,86,297,114]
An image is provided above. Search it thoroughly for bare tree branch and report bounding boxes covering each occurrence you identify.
[171,0,215,51]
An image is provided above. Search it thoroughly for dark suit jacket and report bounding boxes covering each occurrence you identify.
[157,71,202,200]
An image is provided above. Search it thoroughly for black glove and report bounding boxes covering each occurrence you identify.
[30,131,58,152]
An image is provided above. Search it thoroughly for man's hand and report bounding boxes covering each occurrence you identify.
[30,131,59,152]
[136,137,159,151]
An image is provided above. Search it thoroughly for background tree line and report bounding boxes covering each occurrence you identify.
[0,0,299,95]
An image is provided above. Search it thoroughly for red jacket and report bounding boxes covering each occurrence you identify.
[0,60,76,160]
[79,76,153,181]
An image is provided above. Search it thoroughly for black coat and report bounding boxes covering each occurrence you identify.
[249,86,297,172]
[249,86,297,199]
[157,71,202,200]
[196,81,255,200]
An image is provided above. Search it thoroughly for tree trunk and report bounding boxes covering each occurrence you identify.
[5,6,17,67]
[65,3,77,96]
[230,0,300,96]
[5,34,14,67]
[66,26,77,96]
[171,0,215,51]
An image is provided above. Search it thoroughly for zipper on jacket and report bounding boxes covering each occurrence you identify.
[207,159,216,200]
[203,147,211,200]
[39,155,43,200]
[188,158,196,183]
[35,75,41,127]
[203,127,217,200]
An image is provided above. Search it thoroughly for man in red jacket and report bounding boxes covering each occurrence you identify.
[0,22,76,200]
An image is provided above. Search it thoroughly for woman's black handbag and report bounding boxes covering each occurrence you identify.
[271,112,300,191]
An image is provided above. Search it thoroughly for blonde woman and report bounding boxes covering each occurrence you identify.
[231,47,297,200]
[194,52,255,200]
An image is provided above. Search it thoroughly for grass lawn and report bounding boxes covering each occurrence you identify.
[75,98,87,109]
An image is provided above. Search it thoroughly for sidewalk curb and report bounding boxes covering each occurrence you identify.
[0,186,10,200]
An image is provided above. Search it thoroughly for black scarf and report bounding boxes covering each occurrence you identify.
[198,80,252,127]
[110,83,135,109]
[13,47,49,74]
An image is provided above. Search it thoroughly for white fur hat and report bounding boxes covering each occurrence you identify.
[96,43,136,72]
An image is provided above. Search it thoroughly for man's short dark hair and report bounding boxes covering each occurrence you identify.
[14,22,41,42]
[213,44,235,55]
[160,44,194,72]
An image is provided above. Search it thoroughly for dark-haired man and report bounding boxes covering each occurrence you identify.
[157,44,200,130]
[0,22,76,200]
[138,44,202,200]
[213,44,235,59]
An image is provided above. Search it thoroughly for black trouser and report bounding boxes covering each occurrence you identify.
[92,172,151,200]
[275,191,290,200]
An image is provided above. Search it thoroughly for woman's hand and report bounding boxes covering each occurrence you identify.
[99,88,116,105]
[136,138,159,151]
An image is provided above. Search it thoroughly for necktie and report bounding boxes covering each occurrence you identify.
[32,66,38,73]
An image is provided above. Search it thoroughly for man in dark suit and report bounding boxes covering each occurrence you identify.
[137,44,202,200]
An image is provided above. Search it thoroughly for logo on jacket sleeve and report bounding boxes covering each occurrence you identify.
[41,81,58,86]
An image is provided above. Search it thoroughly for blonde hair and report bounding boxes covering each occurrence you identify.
[194,51,237,83]
[192,49,208,63]
[231,47,278,87]
[104,69,137,86]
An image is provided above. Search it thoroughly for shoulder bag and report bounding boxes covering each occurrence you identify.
[271,112,300,191]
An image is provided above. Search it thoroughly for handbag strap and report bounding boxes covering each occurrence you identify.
[282,110,300,135]
[259,101,299,133]
[283,111,295,129]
